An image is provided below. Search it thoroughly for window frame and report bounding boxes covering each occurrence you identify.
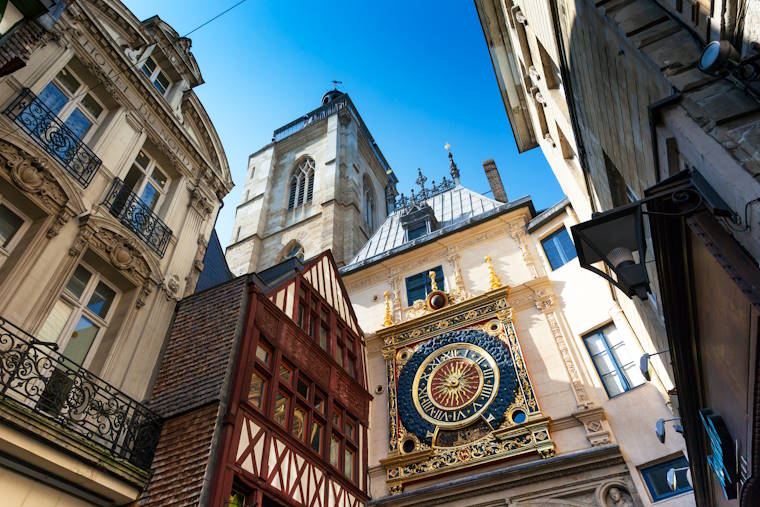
[0,198,30,262]
[287,158,316,211]
[405,221,428,241]
[582,323,643,398]
[639,455,693,502]
[363,179,376,231]
[140,55,172,96]
[540,226,577,270]
[124,149,170,212]
[37,261,120,367]
[405,265,444,306]
[38,65,107,143]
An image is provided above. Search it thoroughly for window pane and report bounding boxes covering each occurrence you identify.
[0,203,24,248]
[37,300,73,343]
[37,82,68,115]
[63,108,92,140]
[87,282,116,319]
[141,56,156,77]
[81,94,103,119]
[344,448,355,479]
[280,362,292,384]
[310,421,323,453]
[344,419,355,441]
[248,372,266,409]
[347,355,356,379]
[601,371,626,397]
[591,351,616,375]
[329,435,340,467]
[155,72,170,93]
[56,68,81,94]
[297,377,310,399]
[150,167,168,189]
[557,228,577,262]
[407,223,427,241]
[123,164,143,193]
[319,325,328,350]
[334,343,344,367]
[65,265,92,300]
[228,490,246,507]
[273,392,289,427]
[62,315,99,365]
[140,182,160,210]
[292,406,306,442]
[314,392,325,415]
[255,344,271,365]
[135,150,151,169]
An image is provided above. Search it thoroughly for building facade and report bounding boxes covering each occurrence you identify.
[476,0,760,505]
[226,90,398,274]
[0,0,231,504]
[143,251,371,507]
[339,161,692,506]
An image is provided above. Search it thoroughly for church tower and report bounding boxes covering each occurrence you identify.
[226,90,398,274]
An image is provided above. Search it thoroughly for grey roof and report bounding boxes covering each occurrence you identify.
[526,197,570,232]
[342,185,535,273]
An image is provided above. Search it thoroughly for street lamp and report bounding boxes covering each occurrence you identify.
[639,349,670,381]
[656,417,684,444]
[571,202,650,300]
[667,466,692,492]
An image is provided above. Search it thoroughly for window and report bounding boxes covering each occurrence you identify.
[329,402,359,483]
[406,222,427,241]
[0,200,28,262]
[273,391,289,427]
[37,66,106,144]
[363,179,376,231]
[583,323,645,397]
[141,55,171,96]
[123,150,169,211]
[37,263,119,366]
[541,227,577,270]
[282,242,305,262]
[288,158,315,210]
[641,456,692,501]
[405,265,444,305]
[248,372,266,409]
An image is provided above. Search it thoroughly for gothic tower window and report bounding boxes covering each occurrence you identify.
[363,177,376,231]
[280,241,305,262]
[288,158,316,210]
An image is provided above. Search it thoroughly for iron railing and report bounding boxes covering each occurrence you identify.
[4,88,102,187]
[272,93,394,176]
[104,178,172,258]
[393,176,456,212]
[0,317,162,470]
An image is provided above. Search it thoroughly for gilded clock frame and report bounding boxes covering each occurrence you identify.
[378,287,555,494]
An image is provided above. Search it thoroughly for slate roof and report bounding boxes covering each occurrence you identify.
[194,229,233,293]
[342,185,535,274]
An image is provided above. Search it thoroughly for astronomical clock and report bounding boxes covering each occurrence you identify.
[378,281,555,494]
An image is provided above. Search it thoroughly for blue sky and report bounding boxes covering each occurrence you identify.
[123,0,563,248]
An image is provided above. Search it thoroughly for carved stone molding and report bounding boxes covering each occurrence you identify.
[543,306,592,408]
[0,140,71,214]
[188,185,214,217]
[183,236,208,297]
[574,407,613,447]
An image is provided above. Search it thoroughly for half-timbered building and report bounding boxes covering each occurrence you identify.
[144,250,371,506]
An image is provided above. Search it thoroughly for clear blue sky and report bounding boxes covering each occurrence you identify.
[123,0,563,248]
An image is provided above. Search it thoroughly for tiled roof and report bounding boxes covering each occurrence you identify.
[343,186,534,272]
[149,276,248,418]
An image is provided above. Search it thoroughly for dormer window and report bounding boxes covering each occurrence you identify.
[406,222,427,241]
[141,56,171,96]
[400,202,437,242]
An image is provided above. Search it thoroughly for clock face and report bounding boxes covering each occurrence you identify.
[396,329,518,446]
[413,343,498,428]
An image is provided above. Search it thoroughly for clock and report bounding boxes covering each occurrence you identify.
[396,329,518,446]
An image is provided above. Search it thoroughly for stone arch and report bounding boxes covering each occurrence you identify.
[362,173,377,231]
[277,239,305,262]
[596,480,636,507]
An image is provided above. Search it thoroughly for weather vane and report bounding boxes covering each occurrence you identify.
[331,80,343,90]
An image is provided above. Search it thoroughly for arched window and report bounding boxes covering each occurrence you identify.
[363,177,376,231]
[288,158,315,210]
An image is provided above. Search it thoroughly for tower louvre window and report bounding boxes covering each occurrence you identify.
[288,157,316,210]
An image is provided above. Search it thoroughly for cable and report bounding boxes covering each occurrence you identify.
[183,0,248,37]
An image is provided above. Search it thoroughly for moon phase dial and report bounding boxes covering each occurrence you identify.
[397,329,518,446]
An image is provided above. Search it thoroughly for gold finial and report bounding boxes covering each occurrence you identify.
[485,255,502,290]
[429,271,438,292]
[383,291,394,327]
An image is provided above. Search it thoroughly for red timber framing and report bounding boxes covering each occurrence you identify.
[210,251,371,507]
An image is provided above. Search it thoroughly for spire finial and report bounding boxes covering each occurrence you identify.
[383,291,394,327]
[485,255,502,290]
[415,168,427,193]
[445,143,460,184]
[331,79,343,90]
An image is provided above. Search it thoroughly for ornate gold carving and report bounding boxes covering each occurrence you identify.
[485,255,502,289]
[383,291,394,327]
[428,271,438,291]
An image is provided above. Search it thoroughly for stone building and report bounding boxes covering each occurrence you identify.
[339,159,692,506]
[476,0,760,505]
[0,0,64,77]
[0,0,231,504]
[226,90,398,274]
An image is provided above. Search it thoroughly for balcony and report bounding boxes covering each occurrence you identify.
[0,316,161,471]
[103,178,172,257]
[4,88,102,187]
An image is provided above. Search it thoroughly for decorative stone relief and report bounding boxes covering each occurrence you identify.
[188,184,214,217]
[574,407,613,447]
[507,219,541,278]
[604,485,634,507]
[0,141,70,213]
[183,236,208,297]
[536,291,591,408]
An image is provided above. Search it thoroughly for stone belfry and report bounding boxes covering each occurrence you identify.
[226,90,398,274]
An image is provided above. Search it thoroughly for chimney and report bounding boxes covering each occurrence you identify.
[482,159,508,203]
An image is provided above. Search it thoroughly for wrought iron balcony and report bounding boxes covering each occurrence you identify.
[4,88,102,187]
[0,317,162,470]
[104,178,172,257]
